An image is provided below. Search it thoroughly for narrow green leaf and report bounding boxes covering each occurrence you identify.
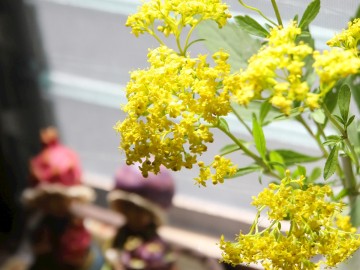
[274,149,322,166]
[269,151,285,176]
[338,84,351,122]
[184,38,206,51]
[344,75,360,113]
[324,89,339,113]
[324,144,340,180]
[308,167,322,183]
[252,114,266,159]
[219,144,241,155]
[259,101,272,125]
[299,0,321,29]
[347,115,355,127]
[311,109,325,124]
[234,15,269,38]
[297,165,307,177]
[333,114,345,125]
[218,117,230,133]
[224,164,262,179]
[333,188,349,201]
[293,14,299,23]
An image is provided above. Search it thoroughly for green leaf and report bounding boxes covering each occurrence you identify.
[269,151,285,177]
[225,164,262,179]
[293,14,299,23]
[274,149,322,166]
[324,144,340,180]
[196,21,261,72]
[297,165,307,176]
[234,15,269,38]
[333,114,345,125]
[338,84,351,122]
[344,75,360,113]
[259,101,272,125]
[311,109,325,124]
[218,117,230,133]
[324,89,339,114]
[299,0,321,29]
[333,188,349,201]
[308,167,322,183]
[219,143,241,155]
[347,115,355,128]
[348,119,360,154]
[252,114,266,159]
[323,135,342,146]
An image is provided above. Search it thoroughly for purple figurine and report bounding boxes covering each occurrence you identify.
[106,164,177,270]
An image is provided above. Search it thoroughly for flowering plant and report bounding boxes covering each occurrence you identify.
[115,0,360,269]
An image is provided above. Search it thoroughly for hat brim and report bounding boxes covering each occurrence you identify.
[22,184,96,207]
[107,190,166,226]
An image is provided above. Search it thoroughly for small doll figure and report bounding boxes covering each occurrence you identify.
[22,127,103,270]
[106,164,177,270]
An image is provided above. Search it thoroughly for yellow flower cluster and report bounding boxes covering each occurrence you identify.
[115,46,231,176]
[313,49,360,91]
[327,18,360,51]
[195,155,237,186]
[220,172,360,269]
[126,0,231,37]
[224,22,315,114]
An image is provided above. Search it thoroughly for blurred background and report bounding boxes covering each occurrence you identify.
[0,0,359,269]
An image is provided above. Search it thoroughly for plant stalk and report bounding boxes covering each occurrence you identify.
[270,0,283,26]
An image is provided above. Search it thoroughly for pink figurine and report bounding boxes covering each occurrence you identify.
[22,127,103,270]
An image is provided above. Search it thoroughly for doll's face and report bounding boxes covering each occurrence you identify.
[36,192,72,217]
[115,201,155,231]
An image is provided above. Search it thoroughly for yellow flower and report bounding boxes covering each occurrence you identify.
[126,0,231,37]
[220,171,360,269]
[115,46,232,177]
[313,49,360,91]
[327,18,360,51]
[223,21,315,114]
[195,156,237,186]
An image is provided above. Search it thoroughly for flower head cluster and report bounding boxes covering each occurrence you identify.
[220,171,360,269]
[224,22,315,114]
[313,49,360,91]
[115,46,232,176]
[126,0,231,37]
[327,18,360,51]
[195,155,237,186]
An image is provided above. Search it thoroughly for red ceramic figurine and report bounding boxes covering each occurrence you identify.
[22,127,103,270]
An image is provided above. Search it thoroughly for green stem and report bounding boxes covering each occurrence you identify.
[270,0,283,26]
[231,105,252,135]
[296,115,328,157]
[341,156,357,208]
[150,28,165,46]
[217,121,281,180]
[176,35,184,56]
[183,22,200,55]
[323,106,360,171]
[238,0,277,26]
